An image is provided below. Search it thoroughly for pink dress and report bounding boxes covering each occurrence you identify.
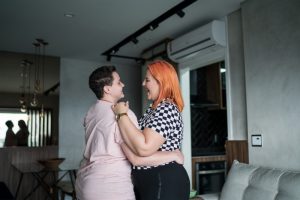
[75,100,136,200]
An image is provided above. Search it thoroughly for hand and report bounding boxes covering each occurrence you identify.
[173,149,184,165]
[112,101,129,114]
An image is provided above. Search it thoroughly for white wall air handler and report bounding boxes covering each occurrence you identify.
[167,20,226,64]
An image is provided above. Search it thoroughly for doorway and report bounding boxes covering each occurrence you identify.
[190,61,227,194]
[190,61,227,156]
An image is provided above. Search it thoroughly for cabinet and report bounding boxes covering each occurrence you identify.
[190,61,226,109]
[190,61,227,157]
[206,62,226,109]
[191,155,226,193]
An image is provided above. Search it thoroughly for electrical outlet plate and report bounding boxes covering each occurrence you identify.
[251,134,262,147]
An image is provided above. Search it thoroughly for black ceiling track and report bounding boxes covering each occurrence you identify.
[106,54,145,63]
[101,0,198,62]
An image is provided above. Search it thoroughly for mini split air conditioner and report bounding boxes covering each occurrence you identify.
[167,20,226,63]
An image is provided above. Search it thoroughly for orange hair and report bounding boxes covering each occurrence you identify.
[147,60,184,112]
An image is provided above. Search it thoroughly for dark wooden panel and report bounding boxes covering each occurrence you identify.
[225,140,248,171]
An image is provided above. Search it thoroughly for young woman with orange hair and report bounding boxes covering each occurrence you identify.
[113,60,190,200]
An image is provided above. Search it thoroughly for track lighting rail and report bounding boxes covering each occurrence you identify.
[101,0,197,62]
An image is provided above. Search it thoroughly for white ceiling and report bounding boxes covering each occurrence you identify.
[0,0,244,93]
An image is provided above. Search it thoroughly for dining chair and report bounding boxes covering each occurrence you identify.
[57,181,76,200]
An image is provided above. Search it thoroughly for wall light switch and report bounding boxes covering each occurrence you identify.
[251,134,262,147]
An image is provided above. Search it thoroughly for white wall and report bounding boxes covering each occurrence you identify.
[242,0,300,169]
[59,58,141,165]
[226,10,247,140]
[179,67,192,184]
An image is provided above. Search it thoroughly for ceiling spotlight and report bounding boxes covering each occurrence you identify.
[106,55,111,62]
[176,10,185,18]
[131,37,139,44]
[111,48,119,54]
[149,24,159,31]
[136,59,145,65]
[64,13,75,18]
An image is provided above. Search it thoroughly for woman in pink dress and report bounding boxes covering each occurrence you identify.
[75,66,183,200]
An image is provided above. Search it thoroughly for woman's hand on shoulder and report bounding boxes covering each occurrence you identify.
[112,101,129,114]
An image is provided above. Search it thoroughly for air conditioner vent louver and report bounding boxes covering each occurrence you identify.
[169,38,211,56]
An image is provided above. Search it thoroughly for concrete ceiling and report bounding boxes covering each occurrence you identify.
[0,0,244,93]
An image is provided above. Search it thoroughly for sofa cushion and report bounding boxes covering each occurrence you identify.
[201,161,300,200]
[220,160,258,200]
[220,160,300,200]
[243,167,284,200]
[275,171,300,200]
[198,193,220,200]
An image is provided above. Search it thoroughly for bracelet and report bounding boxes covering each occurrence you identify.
[115,113,127,121]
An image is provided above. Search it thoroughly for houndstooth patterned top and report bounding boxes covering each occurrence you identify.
[134,100,183,170]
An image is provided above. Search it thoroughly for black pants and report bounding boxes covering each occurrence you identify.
[132,163,190,200]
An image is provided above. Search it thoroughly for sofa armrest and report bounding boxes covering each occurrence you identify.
[197,193,220,200]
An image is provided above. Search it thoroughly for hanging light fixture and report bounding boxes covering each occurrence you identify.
[19,59,32,113]
[30,42,40,107]
[38,39,48,118]
[30,39,48,112]
[17,39,49,116]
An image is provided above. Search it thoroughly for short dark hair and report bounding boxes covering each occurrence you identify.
[5,120,13,128]
[89,66,116,99]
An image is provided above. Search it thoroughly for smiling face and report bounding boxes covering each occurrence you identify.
[142,70,160,101]
[105,71,125,102]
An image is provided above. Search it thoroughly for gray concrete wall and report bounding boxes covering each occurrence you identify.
[242,0,300,169]
[59,58,141,164]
